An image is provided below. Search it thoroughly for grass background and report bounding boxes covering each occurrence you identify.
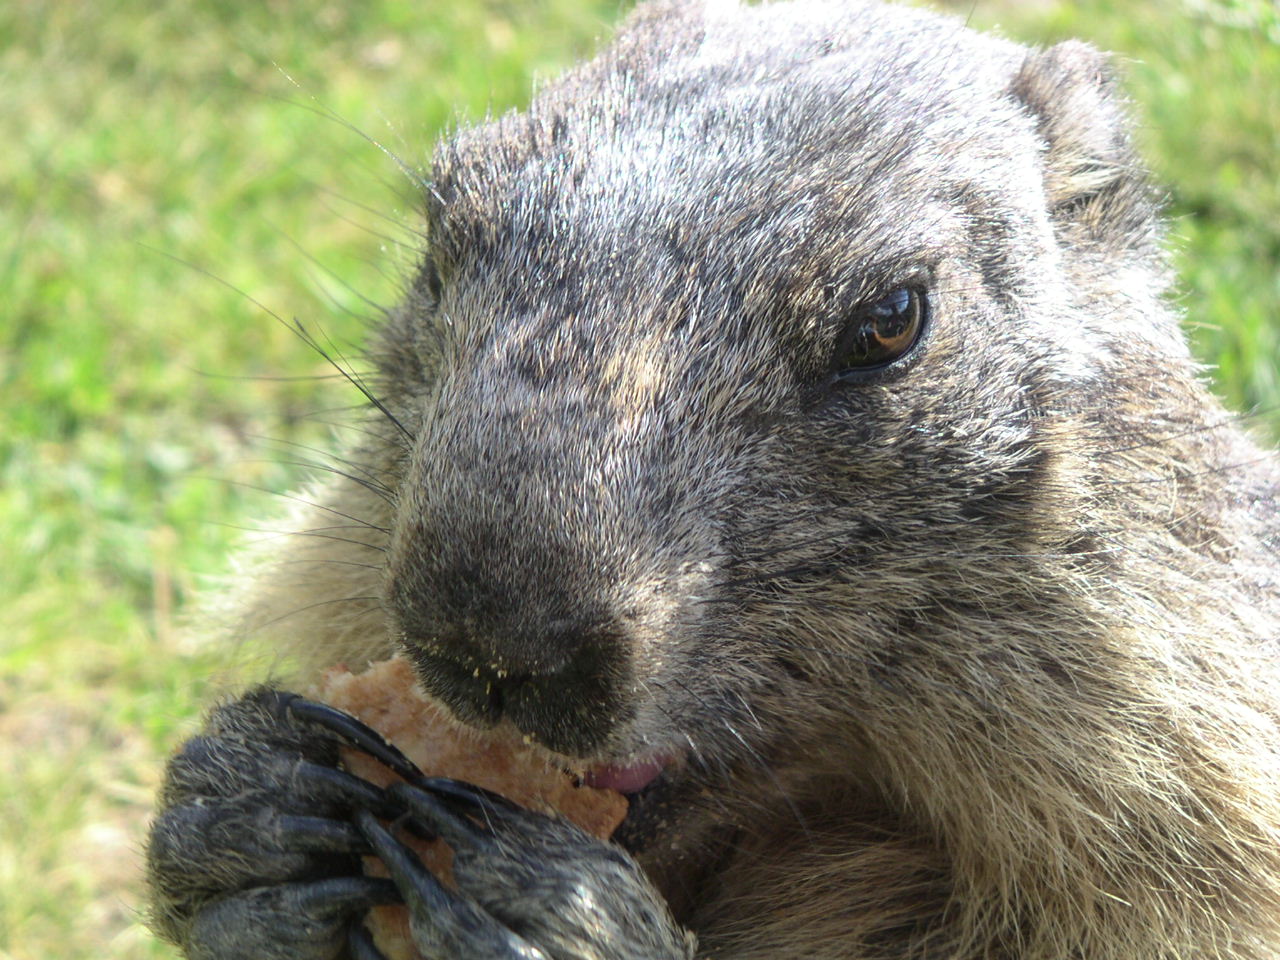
[1,1,1275,957]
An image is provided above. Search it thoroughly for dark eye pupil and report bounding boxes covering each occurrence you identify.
[835,286,924,373]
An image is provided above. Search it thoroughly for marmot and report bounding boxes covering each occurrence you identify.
[145,1,1280,958]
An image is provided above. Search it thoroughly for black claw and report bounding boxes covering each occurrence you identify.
[347,922,390,960]
[284,696,425,783]
[385,782,498,854]
[354,810,455,912]
[417,775,523,813]
[354,810,547,960]
[294,760,400,818]
[290,875,401,919]
[277,814,370,855]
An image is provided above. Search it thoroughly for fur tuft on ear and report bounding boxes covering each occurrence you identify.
[1011,40,1158,256]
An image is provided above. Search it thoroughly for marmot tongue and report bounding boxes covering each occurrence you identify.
[584,757,667,794]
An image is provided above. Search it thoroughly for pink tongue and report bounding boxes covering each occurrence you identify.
[584,758,666,794]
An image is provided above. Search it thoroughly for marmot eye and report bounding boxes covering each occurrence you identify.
[834,287,926,374]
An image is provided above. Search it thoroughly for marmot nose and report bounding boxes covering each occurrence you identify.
[403,630,628,756]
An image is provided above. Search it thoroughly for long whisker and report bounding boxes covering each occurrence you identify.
[247,457,397,506]
[250,594,383,633]
[286,315,413,443]
[249,435,397,491]
[210,522,388,553]
[142,244,412,442]
[214,479,390,533]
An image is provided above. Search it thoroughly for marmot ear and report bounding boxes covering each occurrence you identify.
[1010,41,1156,253]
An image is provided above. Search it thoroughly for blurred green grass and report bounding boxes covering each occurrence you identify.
[0,1,1275,957]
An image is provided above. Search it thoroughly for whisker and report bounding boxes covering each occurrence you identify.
[249,435,397,491]
[251,594,383,633]
[312,181,427,244]
[214,479,390,533]
[187,370,350,382]
[210,522,388,553]
[248,457,396,506]
[273,558,383,571]
[286,315,413,443]
[268,65,426,191]
[304,414,410,445]
[271,225,393,320]
[141,244,412,442]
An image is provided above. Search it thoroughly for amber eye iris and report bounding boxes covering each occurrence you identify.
[835,287,926,374]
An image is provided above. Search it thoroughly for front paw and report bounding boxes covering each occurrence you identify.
[146,688,402,959]
[358,778,696,960]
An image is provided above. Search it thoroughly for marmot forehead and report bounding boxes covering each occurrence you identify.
[427,0,1037,294]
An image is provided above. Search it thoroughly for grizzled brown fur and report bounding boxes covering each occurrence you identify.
[148,2,1280,958]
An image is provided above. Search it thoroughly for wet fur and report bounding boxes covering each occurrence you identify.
[178,1,1280,957]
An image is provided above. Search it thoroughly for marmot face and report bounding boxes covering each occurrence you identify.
[374,1,1179,856]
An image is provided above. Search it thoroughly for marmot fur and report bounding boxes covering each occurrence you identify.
[146,1,1280,958]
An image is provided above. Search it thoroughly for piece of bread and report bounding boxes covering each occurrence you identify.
[312,656,628,958]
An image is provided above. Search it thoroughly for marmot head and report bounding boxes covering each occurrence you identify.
[378,0,1164,766]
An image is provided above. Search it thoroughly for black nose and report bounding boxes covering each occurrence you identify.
[402,627,630,757]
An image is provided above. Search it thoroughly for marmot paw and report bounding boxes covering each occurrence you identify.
[354,778,697,960]
[145,688,405,958]
[147,690,694,959]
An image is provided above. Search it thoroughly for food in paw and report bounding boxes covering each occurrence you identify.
[312,656,628,959]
